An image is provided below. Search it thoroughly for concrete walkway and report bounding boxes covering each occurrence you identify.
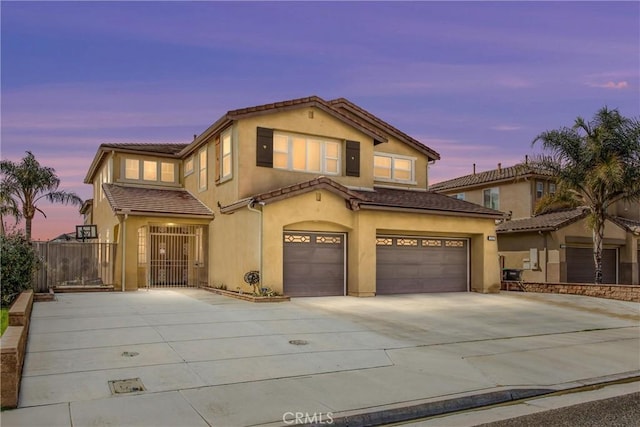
[1,289,638,426]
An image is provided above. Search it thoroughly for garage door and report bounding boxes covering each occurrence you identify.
[283,232,345,297]
[566,247,617,284]
[376,236,468,294]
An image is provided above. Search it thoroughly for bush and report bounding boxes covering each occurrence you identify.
[1,232,39,306]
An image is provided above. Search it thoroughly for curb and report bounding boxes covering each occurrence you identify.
[315,388,555,427]
[312,375,640,427]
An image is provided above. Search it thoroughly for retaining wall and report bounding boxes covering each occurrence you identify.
[503,281,639,302]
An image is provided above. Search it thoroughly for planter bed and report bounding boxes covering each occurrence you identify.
[200,286,290,303]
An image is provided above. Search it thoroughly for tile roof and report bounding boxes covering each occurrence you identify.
[496,208,588,233]
[429,163,554,192]
[329,98,440,160]
[222,177,504,218]
[100,143,188,155]
[354,187,505,217]
[103,184,214,218]
[253,177,365,206]
[611,216,640,234]
[226,95,389,143]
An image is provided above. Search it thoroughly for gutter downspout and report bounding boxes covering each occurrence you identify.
[247,201,264,286]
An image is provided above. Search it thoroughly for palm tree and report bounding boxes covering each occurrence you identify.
[0,182,22,236]
[0,151,83,241]
[532,107,640,284]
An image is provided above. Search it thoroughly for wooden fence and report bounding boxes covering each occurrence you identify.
[32,242,117,292]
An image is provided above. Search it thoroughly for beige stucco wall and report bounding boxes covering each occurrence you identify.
[231,107,430,204]
[615,199,640,220]
[255,189,501,296]
[450,180,533,219]
[209,207,260,292]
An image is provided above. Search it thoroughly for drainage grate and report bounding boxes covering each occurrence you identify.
[289,339,309,345]
[108,378,146,395]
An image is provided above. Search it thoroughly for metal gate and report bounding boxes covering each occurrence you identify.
[142,224,206,287]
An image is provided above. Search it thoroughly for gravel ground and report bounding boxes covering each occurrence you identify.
[477,392,640,427]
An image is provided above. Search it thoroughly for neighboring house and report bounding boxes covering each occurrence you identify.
[429,162,555,219]
[84,96,505,296]
[431,164,640,285]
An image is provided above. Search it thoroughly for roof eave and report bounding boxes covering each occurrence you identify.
[359,203,506,219]
[178,116,234,158]
[228,99,388,144]
[113,209,214,220]
[331,100,440,160]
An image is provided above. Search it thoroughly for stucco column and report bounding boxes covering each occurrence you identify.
[471,234,500,293]
[620,234,638,285]
[348,213,376,297]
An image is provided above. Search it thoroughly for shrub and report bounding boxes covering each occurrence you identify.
[1,232,39,306]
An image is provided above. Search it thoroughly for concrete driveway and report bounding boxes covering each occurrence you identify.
[3,289,639,426]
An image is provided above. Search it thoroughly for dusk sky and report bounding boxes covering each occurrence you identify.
[2,1,638,241]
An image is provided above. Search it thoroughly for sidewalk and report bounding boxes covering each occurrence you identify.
[1,289,638,426]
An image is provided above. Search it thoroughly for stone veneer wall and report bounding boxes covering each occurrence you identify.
[1,290,34,408]
[503,281,639,303]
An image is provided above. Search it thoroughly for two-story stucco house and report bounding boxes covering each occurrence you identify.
[430,164,640,285]
[84,96,506,296]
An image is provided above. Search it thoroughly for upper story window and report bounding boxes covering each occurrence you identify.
[374,152,416,184]
[536,181,544,199]
[143,161,157,181]
[453,193,465,201]
[123,158,177,185]
[184,157,194,176]
[98,160,112,201]
[483,187,499,210]
[198,147,207,191]
[273,131,340,175]
[125,158,139,180]
[220,129,233,181]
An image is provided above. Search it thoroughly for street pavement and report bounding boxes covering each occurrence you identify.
[1,289,638,426]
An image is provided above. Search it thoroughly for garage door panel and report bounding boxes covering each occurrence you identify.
[566,247,617,284]
[376,237,468,294]
[283,232,345,297]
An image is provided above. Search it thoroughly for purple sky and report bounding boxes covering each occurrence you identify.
[2,1,638,240]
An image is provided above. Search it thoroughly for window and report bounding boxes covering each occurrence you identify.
[453,193,465,200]
[184,157,194,176]
[143,161,157,181]
[549,183,556,195]
[273,131,340,175]
[373,153,416,183]
[124,158,177,184]
[138,227,147,265]
[161,162,175,183]
[536,181,544,199]
[198,147,207,191]
[483,187,499,210]
[125,158,139,180]
[220,130,232,180]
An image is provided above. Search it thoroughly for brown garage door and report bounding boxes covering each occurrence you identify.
[566,247,617,284]
[376,236,468,294]
[283,232,345,297]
